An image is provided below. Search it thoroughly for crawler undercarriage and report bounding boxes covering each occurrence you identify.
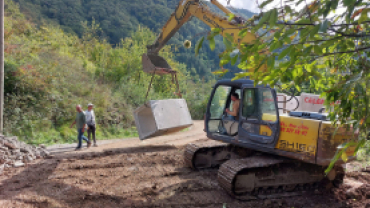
[184,140,344,200]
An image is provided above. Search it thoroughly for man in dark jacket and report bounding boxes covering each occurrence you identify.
[70,105,91,151]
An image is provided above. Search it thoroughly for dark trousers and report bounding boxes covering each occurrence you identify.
[88,124,96,144]
[77,128,89,149]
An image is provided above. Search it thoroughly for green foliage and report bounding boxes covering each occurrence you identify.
[3,1,212,145]
[205,0,370,169]
[12,0,255,80]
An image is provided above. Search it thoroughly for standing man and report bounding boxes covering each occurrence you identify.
[85,103,98,147]
[70,105,91,151]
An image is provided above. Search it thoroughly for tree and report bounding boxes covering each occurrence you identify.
[205,0,370,170]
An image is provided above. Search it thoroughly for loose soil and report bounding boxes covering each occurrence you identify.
[0,121,369,208]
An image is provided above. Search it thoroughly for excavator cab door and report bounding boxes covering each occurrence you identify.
[206,85,232,134]
[238,85,280,148]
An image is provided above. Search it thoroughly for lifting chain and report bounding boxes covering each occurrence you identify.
[144,70,182,104]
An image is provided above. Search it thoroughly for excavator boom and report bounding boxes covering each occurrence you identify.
[142,0,265,75]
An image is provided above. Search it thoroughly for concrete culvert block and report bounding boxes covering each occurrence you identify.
[134,99,193,140]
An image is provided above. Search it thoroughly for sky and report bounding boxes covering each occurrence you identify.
[218,0,260,13]
[215,0,346,18]
[216,0,314,13]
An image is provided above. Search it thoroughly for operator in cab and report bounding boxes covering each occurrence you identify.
[225,93,240,121]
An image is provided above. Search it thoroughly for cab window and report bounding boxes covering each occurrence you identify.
[242,88,277,122]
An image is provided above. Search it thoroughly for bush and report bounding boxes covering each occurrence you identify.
[3,1,213,145]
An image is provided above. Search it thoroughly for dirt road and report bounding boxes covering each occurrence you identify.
[0,121,369,208]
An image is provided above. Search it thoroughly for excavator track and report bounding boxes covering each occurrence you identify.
[184,140,254,170]
[218,155,332,200]
[184,140,229,169]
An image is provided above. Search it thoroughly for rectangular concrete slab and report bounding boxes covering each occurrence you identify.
[299,93,325,112]
[134,99,193,140]
[286,96,300,111]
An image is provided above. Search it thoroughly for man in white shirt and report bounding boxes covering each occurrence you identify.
[85,103,98,147]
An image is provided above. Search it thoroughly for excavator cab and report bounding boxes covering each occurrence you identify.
[205,79,280,148]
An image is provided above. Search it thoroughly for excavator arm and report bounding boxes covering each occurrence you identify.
[143,0,265,75]
[146,0,256,53]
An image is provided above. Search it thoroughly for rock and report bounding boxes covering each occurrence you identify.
[8,155,16,160]
[34,150,41,157]
[6,136,18,141]
[4,141,17,149]
[0,155,7,163]
[0,135,50,170]
[5,159,13,165]
[20,147,32,153]
[45,155,53,159]
[16,155,23,161]
[23,154,33,163]
[274,199,284,207]
[0,164,4,175]
[11,149,20,155]
[264,199,272,207]
[40,149,50,157]
[13,162,25,168]
[363,167,370,173]
[344,178,364,199]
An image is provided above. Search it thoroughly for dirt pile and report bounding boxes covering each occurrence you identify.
[0,135,50,172]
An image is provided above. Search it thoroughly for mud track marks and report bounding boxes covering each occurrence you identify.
[0,139,368,208]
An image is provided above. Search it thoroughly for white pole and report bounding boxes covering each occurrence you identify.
[0,0,4,133]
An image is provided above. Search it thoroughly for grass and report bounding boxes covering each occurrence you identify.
[16,125,193,146]
[356,140,370,167]
[181,127,191,132]
[12,125,139,147]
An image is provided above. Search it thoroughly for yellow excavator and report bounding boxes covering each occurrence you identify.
[142,0,358,199]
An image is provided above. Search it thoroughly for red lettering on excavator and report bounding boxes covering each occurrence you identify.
[280,121,287,127]
[279,122,309,136]
[304,97,325,104]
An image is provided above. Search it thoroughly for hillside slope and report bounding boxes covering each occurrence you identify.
[4,0,213,145]
[13,0,256,79]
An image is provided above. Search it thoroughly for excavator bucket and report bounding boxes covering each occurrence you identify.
[142,53,176,75]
